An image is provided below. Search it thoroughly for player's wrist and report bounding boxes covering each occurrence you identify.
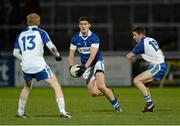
[55,55,62,61]
[83,64,87,69]
[56,52,60,57]
[81,65,87,72]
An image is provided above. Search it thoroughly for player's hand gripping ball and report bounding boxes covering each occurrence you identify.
[69,64,86,78]
[69,64,81,78]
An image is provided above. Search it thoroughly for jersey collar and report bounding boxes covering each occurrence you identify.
[79,30,92,40]
[28,25,38,29]
[138,36,146,43]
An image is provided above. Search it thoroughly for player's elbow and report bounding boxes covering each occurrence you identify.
[13,49,22,60]
[13,49,18,57]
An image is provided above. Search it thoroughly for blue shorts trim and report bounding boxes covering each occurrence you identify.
[23,65,52,81]
[147,63,167,81]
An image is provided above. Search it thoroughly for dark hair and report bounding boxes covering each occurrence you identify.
[132,27,146,35]
[79,16,90,23]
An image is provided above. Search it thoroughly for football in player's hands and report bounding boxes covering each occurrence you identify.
[76,65,86,77]
[69,64,81,78]
[69,65,86,78]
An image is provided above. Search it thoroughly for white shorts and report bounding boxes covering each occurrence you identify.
[82,60,105,82]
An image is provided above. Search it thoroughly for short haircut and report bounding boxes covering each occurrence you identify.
[132,27,146,35]
[27,13,40,26]
[79,16,90,23]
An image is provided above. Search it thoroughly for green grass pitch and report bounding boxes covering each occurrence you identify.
[0,87,180,125]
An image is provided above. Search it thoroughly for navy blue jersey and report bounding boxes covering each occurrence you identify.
[70,31,103,65]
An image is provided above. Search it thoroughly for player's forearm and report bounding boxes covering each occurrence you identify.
[50,47,60,57]
[68,55,75,66]
[68,49,76,66]
[85,57,94,68]
[85,52,96,68]
[13,49,22,61]
[46,42,60,57]
[85,47,98,68]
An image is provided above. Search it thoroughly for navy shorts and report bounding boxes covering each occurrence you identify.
[147,63,167,81]
[23,65,52,81]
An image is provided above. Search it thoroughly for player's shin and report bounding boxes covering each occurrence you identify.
[56,97,71,118]
[17,98,27,115]
[56,97,66,114]
[101,88,121,112]
[17,86,31,115]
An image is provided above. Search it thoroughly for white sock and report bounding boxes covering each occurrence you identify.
[17,99,26,115]
[56,97,65,114]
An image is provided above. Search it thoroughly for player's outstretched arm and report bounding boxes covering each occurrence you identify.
[13,48,22,61]
[46,42,62,61]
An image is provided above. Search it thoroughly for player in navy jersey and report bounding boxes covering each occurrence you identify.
[13,13,71,118]
[126,27,167,112]
[68,16,122,112]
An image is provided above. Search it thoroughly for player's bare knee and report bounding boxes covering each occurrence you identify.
[51,83,60,89]
[25,82,32,90]
[133,78,140,86]
[90,92,98,97]
[89,91,99,97]
[25,84,31,88]
[97,85,106,93]
[88,88,99,97]
[24,85,32,92]
[46,79,59,88]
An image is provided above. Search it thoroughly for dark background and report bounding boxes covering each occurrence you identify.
[1,0,180,54]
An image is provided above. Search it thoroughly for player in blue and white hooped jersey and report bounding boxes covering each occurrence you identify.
[13,13,70,118]
[127,27,167,112]
[68,17,122,112]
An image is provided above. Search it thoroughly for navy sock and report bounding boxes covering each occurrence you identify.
[111,98,120,109]
[144,95,153,105]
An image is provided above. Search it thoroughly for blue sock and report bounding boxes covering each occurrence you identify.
[111,98,120,109]
[144,95,153,104]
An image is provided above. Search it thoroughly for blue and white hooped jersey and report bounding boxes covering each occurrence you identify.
[70,30,103,65]
[14,26,51,73]
[132,36,165,65]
